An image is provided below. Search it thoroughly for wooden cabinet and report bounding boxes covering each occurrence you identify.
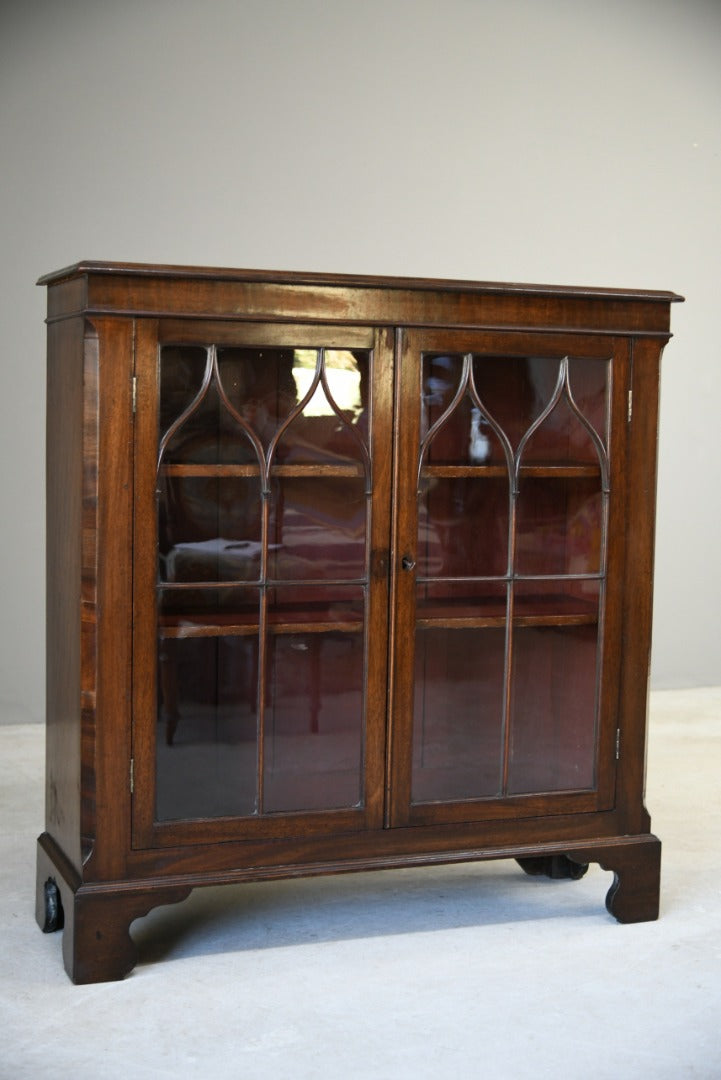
[36,262,682,982]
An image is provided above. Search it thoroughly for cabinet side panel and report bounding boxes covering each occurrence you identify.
[85,317,135,880]
[616,338,664,833]
[81,326,100,861]
[45,317,85,871]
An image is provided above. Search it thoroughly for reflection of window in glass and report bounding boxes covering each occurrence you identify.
[293,350,363,417]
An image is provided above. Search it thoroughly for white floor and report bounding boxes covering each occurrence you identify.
[1,687,720,1079]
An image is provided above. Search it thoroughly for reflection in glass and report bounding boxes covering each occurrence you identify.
[508,621,599,794]
[158,476,263,583]
[472,355,609,460]
[513,578,600,621]
[412,628,505,803]
[416,580,507,621]
[264,630,365,813]
[159,346,370,466]
[515,477,603,576]
[157,585,260,626]
[267,585,365,627]
[159,347,208,443]
[268,477,367,581]
[156,634,259,820]
[418,476,508,578]
[412,348,609,806]
[155,341,372,824]
[568,357,609,447]
[516,395,604,466]
[473,355,559,454]
[421,353,465,464]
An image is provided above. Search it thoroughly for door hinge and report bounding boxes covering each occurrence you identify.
[627,389,633,422]
[132,376,138,415]
[615,729,621,760]
[130,757,135,794]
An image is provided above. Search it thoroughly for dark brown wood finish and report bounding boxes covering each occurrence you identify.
[45,317,86,872]
[388,327,629,829]
[37,262,681,982]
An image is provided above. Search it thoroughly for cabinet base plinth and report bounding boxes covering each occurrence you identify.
[517,837,661,923]
[36,835,192,984]
[37,832,661,983]
[565,835,662,923]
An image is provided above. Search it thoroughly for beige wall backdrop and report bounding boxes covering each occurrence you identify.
[1,0,719,723]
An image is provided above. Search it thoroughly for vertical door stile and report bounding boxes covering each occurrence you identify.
[384,328,403,827]
[597,337,630,808]
[366,327,394,828]
[131,319,160,848]
[386,327,417,827]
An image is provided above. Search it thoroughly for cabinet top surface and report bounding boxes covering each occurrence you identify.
[37,259,683,303]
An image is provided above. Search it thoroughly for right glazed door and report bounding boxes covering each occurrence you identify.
[389,329,629,828]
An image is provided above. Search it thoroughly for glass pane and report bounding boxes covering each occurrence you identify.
[268,477,367,580]
[267,584,365,627]
[216,346,299,452]
[421,353,464,458]
[418,476,509,578]
[159,346,208,440]
[518,396,602,466]
[263,629,365,813]
[421,354,506,468]
[160,346,369,466]
[160,348,262,466]
[411,627,505,803]
[513,578,600,621]
[158,585,260,626]
[156,634,259,820]
[507,618,599,795]
[416,579,507,620]
[515,477,603,575]
[158,475,263,583]
[276,350,370,464]
[472,355,560,452]
[154,338,374,827]
[568,357,609,446]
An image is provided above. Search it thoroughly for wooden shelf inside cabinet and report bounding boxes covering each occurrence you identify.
[37,261,680,982]
[160,463,366,479]
[415,592,599,629]
[158,612,364,639]
[421,464,602,480]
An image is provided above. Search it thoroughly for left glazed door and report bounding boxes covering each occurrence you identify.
[131,320,393,848]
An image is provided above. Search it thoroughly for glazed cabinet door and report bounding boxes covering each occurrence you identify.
[389,329,628,827]
[132,320,393,847]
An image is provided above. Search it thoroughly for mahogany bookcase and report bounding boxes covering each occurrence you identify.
[36,262,682,982]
